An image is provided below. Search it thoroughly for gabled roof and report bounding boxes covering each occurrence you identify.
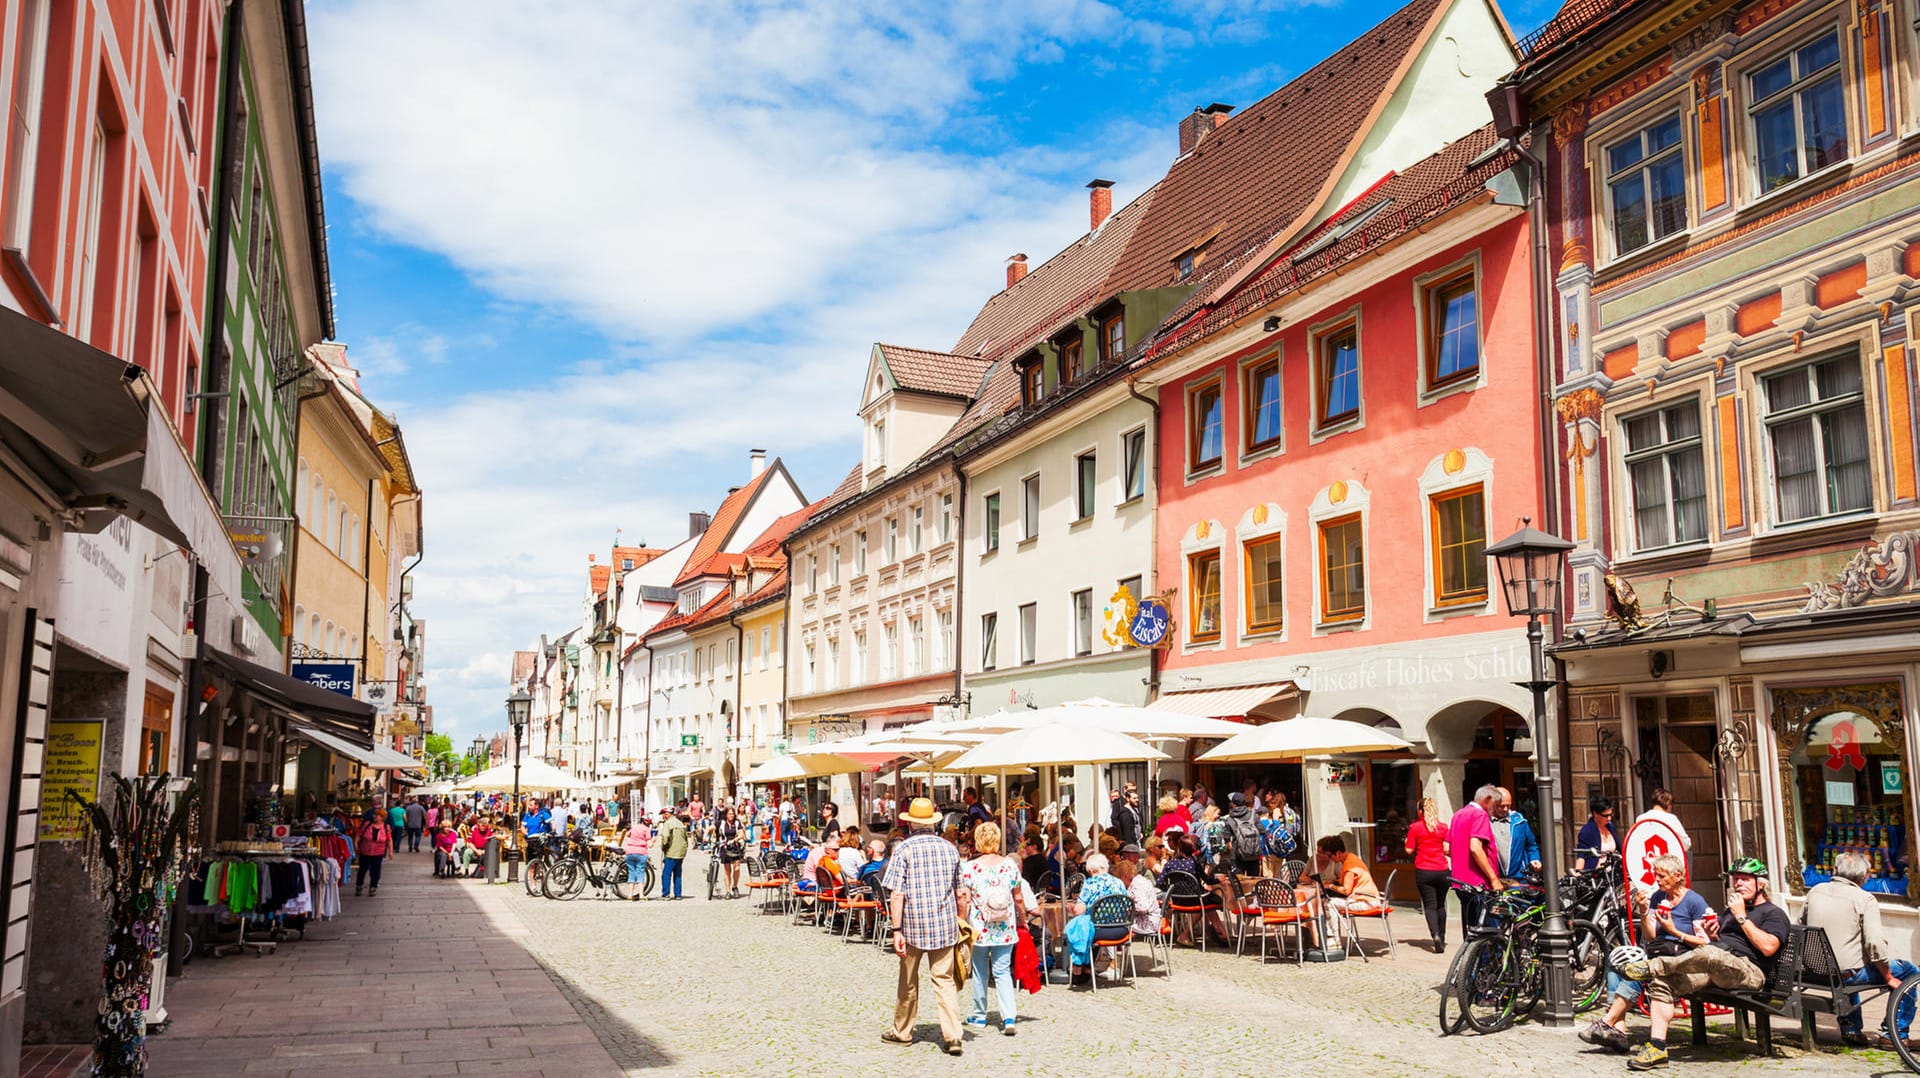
[611,545,664,571]
[874,344,995,401]
[738,566,789,612]
[1099,0,1449,299]
[644,589,733,640]
[511,651,536,683]
[952,185,1156,363]
[746,501,822,557]
[589,564,611,596]
[1138,126,1513,366]
[672,460,790,587]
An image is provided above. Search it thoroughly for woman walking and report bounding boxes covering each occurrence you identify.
[1405,796,1451,953]
[716,808,746,897]
[356,808,394,897]
[959,822,1027,1035]
[622,814,653,901]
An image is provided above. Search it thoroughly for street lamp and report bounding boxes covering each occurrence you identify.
[1486,519,1576,1028]
[507,689,532,812]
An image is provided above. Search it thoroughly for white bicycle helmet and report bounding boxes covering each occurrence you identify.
[1609,944,1648,969]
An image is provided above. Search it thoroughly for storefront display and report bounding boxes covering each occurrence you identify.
[1774,681,1911,897]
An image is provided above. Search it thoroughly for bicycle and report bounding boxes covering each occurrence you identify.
[1454,884,1548,1033]
[522,832,558,898]
[545,833,653,901]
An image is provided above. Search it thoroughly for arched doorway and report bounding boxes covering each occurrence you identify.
[1427,700,1537,818]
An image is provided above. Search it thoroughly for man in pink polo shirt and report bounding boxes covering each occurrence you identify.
[1446,785,1505,943]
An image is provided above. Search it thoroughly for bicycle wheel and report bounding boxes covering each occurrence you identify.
[1567,919,1611,1014]
[1457,936,1520,1034]
[707,855,720,900]
[546,858,587,901]
[609,864,633,901]
[523,857,547,898]
[643,860,658,897]
[1890,973,1920,1073]
[1437,939,1477,1036]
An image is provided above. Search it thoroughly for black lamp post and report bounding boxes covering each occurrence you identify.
[1486,519,1576,1027]
[507,689,531,812]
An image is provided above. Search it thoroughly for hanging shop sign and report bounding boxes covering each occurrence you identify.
[39,720,105,841]
[1103,583,1176,649]
[292,662,358,698]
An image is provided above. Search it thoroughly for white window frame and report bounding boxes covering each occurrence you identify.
[1598,111,1689,261]
[885,516,899,563]
[1021,473,1040,541]
[937,609,953,670]
[1074,451,1097,520]
[1742,26,1851,200]
[983,491,1001,554]
[939,494,954,542]
[1071,588,1093,657]
[854,530,867,575]
[911,506,923,554]
[1,0,52,254]
[1620,397,1711,553]
[1121,426,1148,503]
[980,612,998,671]
[1018,602,1037,666]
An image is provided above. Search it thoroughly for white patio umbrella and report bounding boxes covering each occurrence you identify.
[743,751,866,785]
[456,758,592,793]
[1196,716,1412,762]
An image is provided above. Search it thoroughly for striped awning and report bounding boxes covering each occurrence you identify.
[1153,682,1296,720]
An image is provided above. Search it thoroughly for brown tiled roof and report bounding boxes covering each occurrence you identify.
[511,650,536,683]
[672,462,782,587]
[589,564,611,596]
[876,345,995,401]
[1099,0,1448,299]
[611,545,664,571]
[1511,0,1653,77]
[1138,126,1515,367]
[952,185,1156,363]
[738,566,789,611]
[822,464,862,508]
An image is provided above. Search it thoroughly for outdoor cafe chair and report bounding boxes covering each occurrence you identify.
[745,852,786,912]
[1275,860,1307,889]
[1253,877,1310,965]
[838,880,880,943]
[1086,893,1136,991]
[1221,874,1265,956]
[1335,867,1398,961]
[812,867,844,931]
[1161,870,1213,952]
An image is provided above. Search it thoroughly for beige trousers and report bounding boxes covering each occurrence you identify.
[892,944,963,1044]
[1644,946,1766,1006]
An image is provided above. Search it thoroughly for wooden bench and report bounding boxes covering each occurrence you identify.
[1686,925,1892,1055]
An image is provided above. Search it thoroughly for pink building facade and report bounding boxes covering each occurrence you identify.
[1138,142,1549,888]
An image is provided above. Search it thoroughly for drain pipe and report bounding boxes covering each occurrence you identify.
[1123,377,1162,706]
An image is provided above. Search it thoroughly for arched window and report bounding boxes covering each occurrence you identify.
[310,475,324,532]
[324,491,337,550]
[337,506,349,556]
[322,621,335,654]
[308,613,321,647]
[294,460,308,521]
[293,604,306,646]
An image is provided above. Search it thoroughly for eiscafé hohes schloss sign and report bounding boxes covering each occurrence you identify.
[293,662,357,698]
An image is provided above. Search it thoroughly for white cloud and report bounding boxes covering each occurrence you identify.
[304,0,1216,740]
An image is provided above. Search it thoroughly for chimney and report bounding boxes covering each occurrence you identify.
[1006,253,1028,288]
[749,448,767,479]
[1178,103,1234,156]
[1088,179,1115,232]
[689,511,711,539]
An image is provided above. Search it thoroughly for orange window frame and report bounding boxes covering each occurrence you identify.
[1318,514,1365,622]
[1244,535,1284,633]
[1315,320,1360,428]
[1243,356,1282,452]
[1188,378,1224,471]
[1425,270,1478,389]
[1431,485,1488,606]
[1188,549,1222,643]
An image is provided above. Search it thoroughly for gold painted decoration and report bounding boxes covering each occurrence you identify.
[1442,449,1466,476]
[1196,520,1211,540]
[1329,480,1348,505]
[1554,388,1604,426]
[1252,504,1270,526]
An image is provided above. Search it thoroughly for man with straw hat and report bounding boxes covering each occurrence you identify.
[882,796,967,1056]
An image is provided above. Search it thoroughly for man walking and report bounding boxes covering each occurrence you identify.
[658,807,689,900]
[882,797,965,1057]
[403,798,426,853]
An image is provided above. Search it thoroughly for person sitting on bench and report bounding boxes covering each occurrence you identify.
[1805,849,1917,1049]
[1617,858,1791,1072]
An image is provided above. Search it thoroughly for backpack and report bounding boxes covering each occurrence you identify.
[978,868,1016,926]
[1228,812,1262,862]
[1264,817,1298,856]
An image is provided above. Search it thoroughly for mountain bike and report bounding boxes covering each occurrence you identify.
[1454,884,1548,1033]
[545,834,653,900]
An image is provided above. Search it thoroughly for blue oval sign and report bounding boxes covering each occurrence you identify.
[1128,600,1172,647]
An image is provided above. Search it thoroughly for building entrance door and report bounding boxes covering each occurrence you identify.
[1634,693,1726,905]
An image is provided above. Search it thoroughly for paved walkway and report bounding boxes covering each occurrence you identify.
[146,848,622,1078]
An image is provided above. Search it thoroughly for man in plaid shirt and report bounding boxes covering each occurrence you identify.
[883,797,966,1056]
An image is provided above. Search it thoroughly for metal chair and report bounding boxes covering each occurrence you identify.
[1132,889,1173,979]
[1335,867,1397,961]
[1275,860,1307,888]
[1086,893,1135,991]
[745,852,786,912]
[1064,873,1086,901]
[1161,869,1214,952]
[812,866,844,931]
[838,880,880,942]
[1221,873,1265,956]
[870,881,894,951]
[1254,877,1310,965]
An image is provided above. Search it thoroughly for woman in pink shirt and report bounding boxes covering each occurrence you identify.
[621,817,653,901]
[1403,797,1451,953]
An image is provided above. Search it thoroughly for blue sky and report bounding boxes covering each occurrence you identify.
[306,0,1559,741]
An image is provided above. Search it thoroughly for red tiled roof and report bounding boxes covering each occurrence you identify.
[1099,0,1448,299]
[930,358,1022,454]
[672,462,782,587]
[739,566,789,611]
[822,464,862,507]
[589,565,611,596]
[611,545,664,571]
[644,588,733,639]
[952,184,1156,363]
[511,650,536,683]
[1137,126,1514,368]
[875,344,995,401]
[1511,0,1653,76]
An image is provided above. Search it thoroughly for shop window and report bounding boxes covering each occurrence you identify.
[1604,115,1687,255]
[1369,719,1417,867]
[1747,31,1847,194]
[1188,549,1221,643]
[1623,400,1708,550]
[1318,514,1365,623]
[1762,356,1870,523]
[1775,682,1910,896]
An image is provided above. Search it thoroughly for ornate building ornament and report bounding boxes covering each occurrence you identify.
[1805,531,1920,611]
[1555,388,1605,426]
[1672,14,1734,62]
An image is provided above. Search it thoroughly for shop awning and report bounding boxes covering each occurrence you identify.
[657,766,713,783]
[290,723,388,768]
[0,305,243,605]
[367,744,424,770]
[1154,682,1296,720]
[206,648,376,745]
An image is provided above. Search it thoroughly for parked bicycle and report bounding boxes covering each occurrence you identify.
[1438,873,1611,1035]
[522,832,559,898]
[544,833,653,901]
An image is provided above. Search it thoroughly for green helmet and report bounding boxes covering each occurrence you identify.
[1729,857,1768,876]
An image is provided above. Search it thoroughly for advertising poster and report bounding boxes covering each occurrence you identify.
[39,721,104,841]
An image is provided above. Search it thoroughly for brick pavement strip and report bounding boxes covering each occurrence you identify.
[148,849,1908,1077]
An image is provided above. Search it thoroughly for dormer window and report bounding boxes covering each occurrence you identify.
[1061,337,1086,384]
[1099,313,1125,364]
[1176,252,1196,280]
[870,418,888,470]
[1018,358,1043,408]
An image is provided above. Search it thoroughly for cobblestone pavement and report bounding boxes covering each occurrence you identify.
[471,850,1905,1078]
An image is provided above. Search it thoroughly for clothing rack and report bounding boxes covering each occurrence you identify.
[187,845,342,958]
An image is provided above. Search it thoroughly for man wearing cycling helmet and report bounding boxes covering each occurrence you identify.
[1580,854,1709,1052]
[1618,858,1789,1070]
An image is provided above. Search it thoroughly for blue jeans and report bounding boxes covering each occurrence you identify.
[970,942,1015,1025]
[1843,960,1918,1038]
[662,856,684,897]
[625,853,648,885]
[1606,969,1645,1003]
